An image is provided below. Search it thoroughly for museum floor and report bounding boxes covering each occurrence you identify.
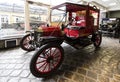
[0,36,120,82]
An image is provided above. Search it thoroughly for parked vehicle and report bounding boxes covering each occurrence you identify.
[100,18,120,38]
[20,2,102,77]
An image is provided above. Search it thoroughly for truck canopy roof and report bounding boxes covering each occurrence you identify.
[51,2,99,12]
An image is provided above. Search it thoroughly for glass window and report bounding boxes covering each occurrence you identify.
[1,15,8,23]
[0,0,25,39]
[51,9,66,27]
[1,18,4,23]
[51,9,66,22]
[29,4,48,28]
[0,0,48,39]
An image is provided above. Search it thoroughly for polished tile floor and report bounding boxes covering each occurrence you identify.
[0,36,120,82]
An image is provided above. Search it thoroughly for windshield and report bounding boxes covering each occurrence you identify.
[51,6,67,26]
[51,9,66,22]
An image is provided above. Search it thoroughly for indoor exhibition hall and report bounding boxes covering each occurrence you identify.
[0,0,120,82]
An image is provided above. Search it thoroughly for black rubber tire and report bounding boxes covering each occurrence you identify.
[30,43,64,77]
[20,34,35,51]
[93,31,102,48]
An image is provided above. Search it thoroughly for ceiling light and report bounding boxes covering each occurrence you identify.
[102,0,109,1]
[109,3,116,6]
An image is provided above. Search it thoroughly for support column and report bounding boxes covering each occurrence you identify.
[47,6,51,25]
[0,15,1,29]
[24,0,30,31]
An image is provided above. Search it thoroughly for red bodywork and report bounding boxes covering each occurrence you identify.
[37,2,100,38]
[36,26,62,37]
[52,2,100,38]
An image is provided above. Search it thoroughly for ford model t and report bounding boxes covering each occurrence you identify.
[20,2,102,77]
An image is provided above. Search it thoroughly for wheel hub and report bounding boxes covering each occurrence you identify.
[47,56,53,63]
[29,40,32,44]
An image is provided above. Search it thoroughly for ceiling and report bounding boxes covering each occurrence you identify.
[0,0,120,11]
[78,0,120,11]
[28,0,120,11]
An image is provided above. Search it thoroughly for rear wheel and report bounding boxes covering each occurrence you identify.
[20,34,35,51]
[30,43,64,77]
[93,31,102,48]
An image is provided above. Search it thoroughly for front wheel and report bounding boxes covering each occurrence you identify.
[30,43,64,77]
[20,34,35,51]
[93,31,102,48]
